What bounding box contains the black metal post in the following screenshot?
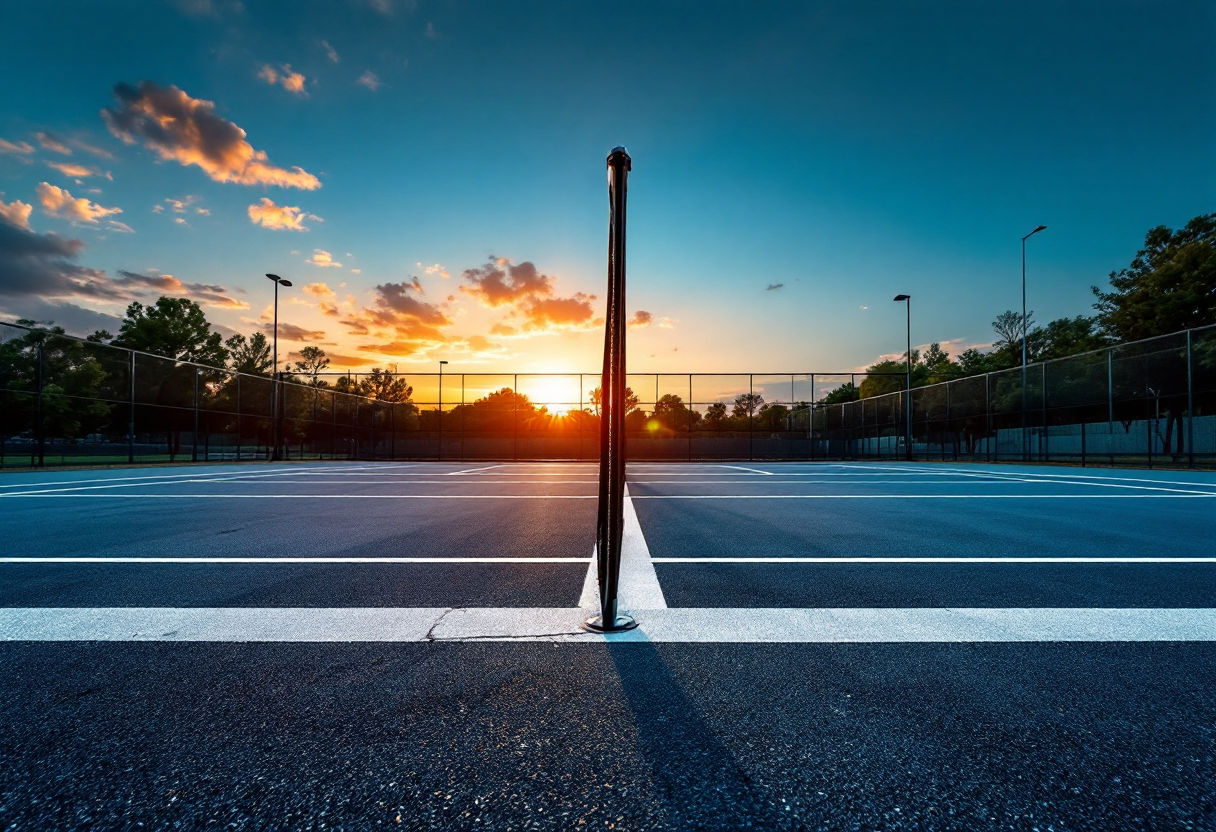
[586,146,636,633]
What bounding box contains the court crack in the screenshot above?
[423,607,590,642]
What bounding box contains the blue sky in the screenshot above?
[1,0,1212,375]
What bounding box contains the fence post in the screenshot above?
[35,342,45,467]
[1187,330,1195,469]
[749,374,754,461]
[192,368,200,462]
[809,374,815,460]
[128,351,136,464]
[1041,362,1047,463]
[513,373,519,462]
[1107,349,1114,466]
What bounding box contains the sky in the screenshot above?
[0,0,1213,379]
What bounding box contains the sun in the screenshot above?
[520,375,582,416]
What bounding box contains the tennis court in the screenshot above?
[3,460,1216,639]
[3,460,1216,829]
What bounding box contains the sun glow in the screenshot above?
[518,375,584,415]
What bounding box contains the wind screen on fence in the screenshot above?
[2,319,1215,468]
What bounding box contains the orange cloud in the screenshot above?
[33,132,71,155]
[303,282,336,300]
[45,161,108,179]
[0,196,33,230]
[342,280,454,357]
[628,310,653,328]
[306,249,341,267]
[0,138,35,156]
[36,182,122,224]
[102,81,321,189]
[461,256,599,335]
[114,270,249,309]
[248,197,321,231]
[258,64,308,96]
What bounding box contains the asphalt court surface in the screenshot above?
[3,459,1216,614]
[4,460,1216,829]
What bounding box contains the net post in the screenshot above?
[585,146,637,634]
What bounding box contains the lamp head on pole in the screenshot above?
[266,273,292,287]
[893,294,910,302]
[1022,225,1047,241]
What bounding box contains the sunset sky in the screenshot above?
[1,0,1212,376]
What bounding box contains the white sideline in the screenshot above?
[579,485,668,611]
[5,607,1216,643]
[0,557,592,564]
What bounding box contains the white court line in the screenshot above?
[578,484,667,611]
[650,557,1216,564]
[5,607,1215,643]
[0,463,399,491]
[866,465,1216,496]
[0,557,592,564]
[447,464,510,475]
[844,463,1216,492]
[0,493,598,499]
[718,465,774,475]
[628,494,1216,499]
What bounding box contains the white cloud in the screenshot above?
[0,196,34,230]
[247,197,321,231]
[357,71,382,91]
[36,182,123,224]
[306,249,342,268]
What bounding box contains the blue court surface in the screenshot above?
[3,461,1216,828]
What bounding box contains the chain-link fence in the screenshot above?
[3,320,1214,467]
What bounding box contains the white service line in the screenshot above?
[579,484,668,611]
[650,557,1216,564]
[718,465,774,475]
[846,463,1216,492]
[628,494,1216,499]
[0,557,592,564]
[5,606,1215,643]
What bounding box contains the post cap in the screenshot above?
[607,146,631,170]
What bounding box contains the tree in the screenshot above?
[291,346,330,386]
[703,402,727,429]
[822,382,860,404]
[1027,316,1106,361]
[756,402,790,431]
[359,368,414,403]
[732,392,764,418]
[0,321,113,440]
[589,386,640,416]
[652,393,698,431]
[225,332,273,376]
[112,298,227,366]
[992,309,1032,352]
[1092,213,1216,341]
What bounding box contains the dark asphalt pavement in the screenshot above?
[1,641,1213,830]
[2,460,1215,829]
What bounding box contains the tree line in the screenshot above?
[825,212,1215,403]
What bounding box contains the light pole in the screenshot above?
[893,294,912,461]
[437,360,448,461]
[1021,225,1046,461]
[265,273,293,461]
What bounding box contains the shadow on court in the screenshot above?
[609,640,785,827]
